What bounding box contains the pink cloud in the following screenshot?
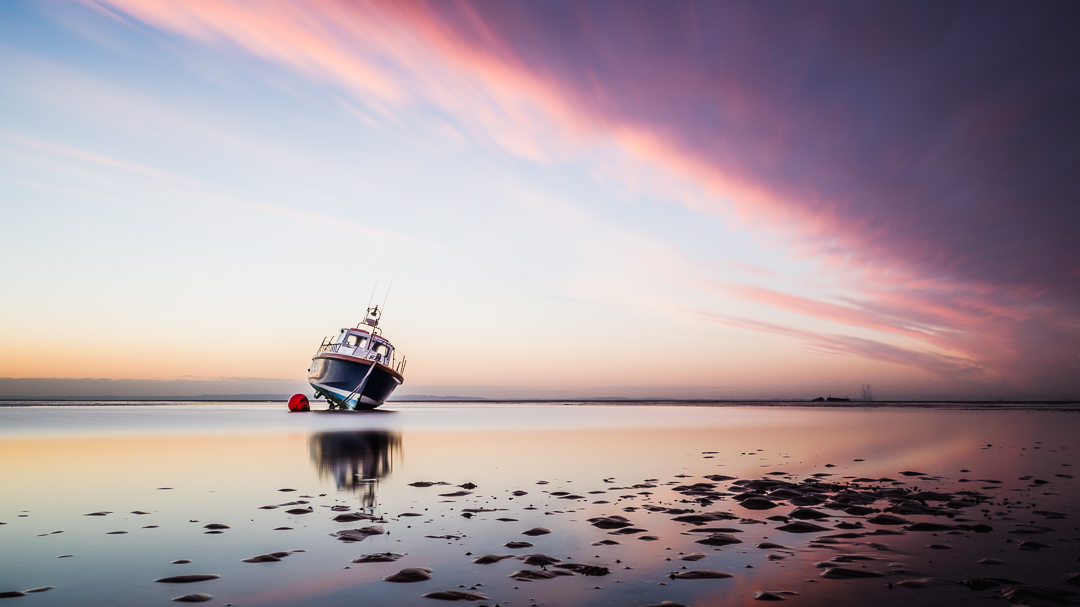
[695,311,985,383]
[88,0,1080,395]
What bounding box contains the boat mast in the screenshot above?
[358,282,384,336]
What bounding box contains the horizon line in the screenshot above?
[2,396,1077,405]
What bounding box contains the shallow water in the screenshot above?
[1,403,1078,606]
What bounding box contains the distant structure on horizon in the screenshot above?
[861,384,874,401]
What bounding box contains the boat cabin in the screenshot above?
[327,328,395,365]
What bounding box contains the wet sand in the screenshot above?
[0,403,1078,606]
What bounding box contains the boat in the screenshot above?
[306,305,406,410]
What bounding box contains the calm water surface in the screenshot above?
[1,403,1078,606]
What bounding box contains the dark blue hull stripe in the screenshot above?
[308,355,401,409]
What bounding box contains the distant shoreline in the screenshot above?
[1,398,1078,411]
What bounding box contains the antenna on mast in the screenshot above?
[366,281,379,315]
[380,280,393,316]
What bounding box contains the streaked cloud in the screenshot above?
[695,311,985,383]
[0,128,420,244]
[89,0,1080,394]
[2,0,1075,397]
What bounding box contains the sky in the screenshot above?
[1,0,1078,400]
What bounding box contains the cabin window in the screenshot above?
[373,342,390,357]
[344,334,369,349]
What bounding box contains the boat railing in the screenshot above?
[316,338,336,355]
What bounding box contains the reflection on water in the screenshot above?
[309,430,401,508]
[3,405,1080,607]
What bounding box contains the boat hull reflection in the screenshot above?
[309,430,401,508]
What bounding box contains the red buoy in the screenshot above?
[288,394,310,412]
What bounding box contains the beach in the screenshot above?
[1,402,1078,606]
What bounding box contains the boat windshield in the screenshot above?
[345,334,368,349]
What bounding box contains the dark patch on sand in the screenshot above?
[242,552,291,563]
[154,575,220,584]
[896,579,933,588]
[739,498,779,510]
[695,533,743,546]
[669,570,734,580]
[555,563,611,576]
[423,590,488,600]
[671,511,738,525]
[776,521,830,533]
[522,554,561,567]
[820,567,885,579]
[172,593,212,602]
[867,514,912,525]
[334,512,375,522]
[472,554,515,564]
[588,515,634,529]
[384,567,432,583]
[509,569,574,581]
[352,553,405,563]
[755,591,797,600]
[332,527,385,542]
